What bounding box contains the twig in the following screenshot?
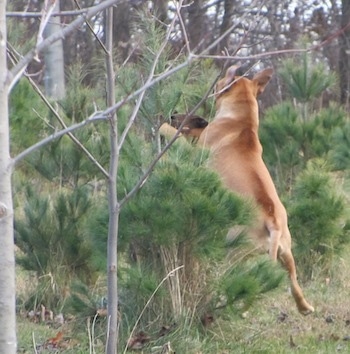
[32,332,39,354]
[6,9,88,17]
[12,113,105,166]
[105,315,111,354]
[310,21,350,51]
[73,0,108,54]
[36,0,57,48]
[7,44,109,177]
[118,61,218,208]
[91,313,98,354]
[193,48,310,61]
[87,317,92,354]
[117,3,180,152]
[175,0,191,55]
[9,0,120,88]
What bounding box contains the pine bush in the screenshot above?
[288,160,350,280]
[15,186,101,310]
[117,140,284,325]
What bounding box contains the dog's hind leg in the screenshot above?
[278,249,314,315]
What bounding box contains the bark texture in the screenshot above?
[0,1,17,353]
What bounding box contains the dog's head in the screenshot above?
[215,65,273,103]
[170,113,208,140]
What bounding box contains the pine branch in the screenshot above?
[118,6,180,152]
[7,45,109,178]
[12,113,105,167]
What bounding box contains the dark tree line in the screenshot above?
[7,0,350,107]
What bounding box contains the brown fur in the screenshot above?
[197,66,314,315]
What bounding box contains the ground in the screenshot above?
[17,249,350,353]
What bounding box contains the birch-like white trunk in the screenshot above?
[44,0,65,99]
[105,6,119,354]
[0,1,17,353]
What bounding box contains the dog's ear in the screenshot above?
[222,65,241,89]
[191,116,209,129]
[253,68,273,95]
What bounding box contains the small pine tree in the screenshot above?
[288,159,350,280]
[259,102,303,191]
[260,53,346,192]
[24,65,108,186]
[260,54,350,285]
[279,51,336,106]
[9,79,49,153]
[330,122,350,170]
[15,186,101,310]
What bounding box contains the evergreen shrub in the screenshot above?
[288,160,350,280]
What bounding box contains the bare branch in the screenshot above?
[175,0,191,55]
[73,0,108,54]
[12,113,105,166]
[118,2,181,152]
[103,58,194,119]
[6,9,87,18]
[7,44,109,178]
[9,0,120,88]
[36,0,57,48]
[119,63,219,209]
[193,48,310,61]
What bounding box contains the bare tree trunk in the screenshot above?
[153,0,168,24]
[186,0,207,51]
[105,6,119,354]
[0,1,17,353]
[339,0,350,108]
[113,2,131,62]
[218,0,235,52]
[44,0,65,99]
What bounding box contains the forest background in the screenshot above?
[1,0,350,353]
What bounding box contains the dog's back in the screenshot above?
[199,69,284,223]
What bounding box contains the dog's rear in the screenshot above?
[198,66,314,315]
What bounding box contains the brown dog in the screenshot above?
[194,66,313,315]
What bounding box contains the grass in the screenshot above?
[16,247,350,354]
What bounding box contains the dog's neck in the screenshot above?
[215,96,259,129]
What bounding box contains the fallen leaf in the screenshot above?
[325,315,334,323]
[158,323,176,337]
[127,331,151,350]
[46,331,63,345]
[330,333,340,341]
[278,312,288,322]
[201,313,214,327]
